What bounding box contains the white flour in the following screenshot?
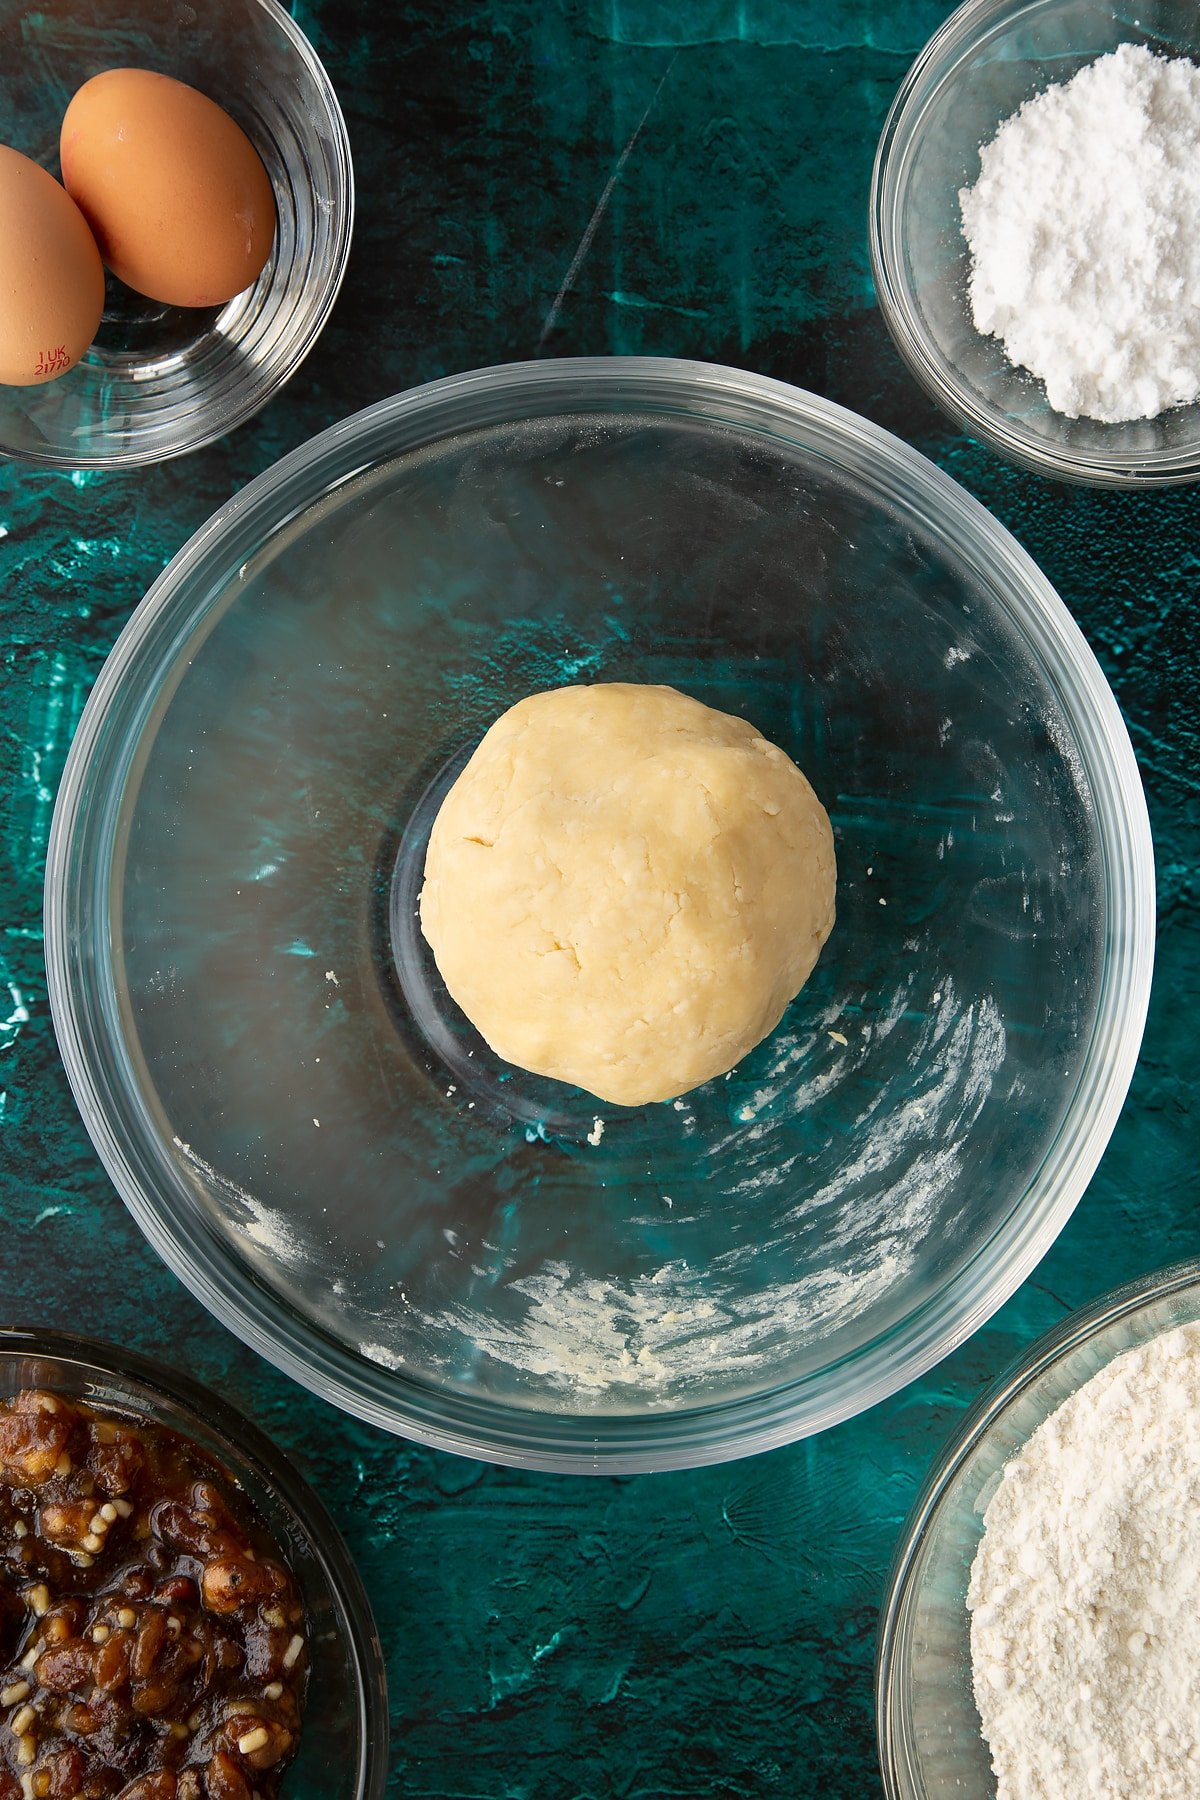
[968,1322,1200,1799]
[959,45,1200,422]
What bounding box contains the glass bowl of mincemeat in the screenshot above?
[875,1259,1200,1798]
[44,357,1154,1473]
[870,0,1200,486]
[0,1328,388,1800]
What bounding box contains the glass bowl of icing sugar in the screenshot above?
[44,358,1153,1472]
[871,0,1200,487]
[877,1259,1200,1797]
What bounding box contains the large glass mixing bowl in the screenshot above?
[44,359,1155,1472]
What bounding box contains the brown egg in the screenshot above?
[0,145,105,386]
[60,68,276,308]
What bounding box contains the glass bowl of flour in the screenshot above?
[870,0,1200,486]
[45,358,1154,1471]
[876,1259,1200,1797]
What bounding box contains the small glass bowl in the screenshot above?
[0,0,353,468]
[870,0,1200,487]
[875,1259,1200,1798]
[0,1326,389,1800]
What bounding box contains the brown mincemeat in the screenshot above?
[0,1390,308,1800]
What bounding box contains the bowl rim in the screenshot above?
[43,354,1157,1473]
[0,0,355,471]
[868,0,1200,488]
[0,1322,390,1800]
[874,1256,1200,1799]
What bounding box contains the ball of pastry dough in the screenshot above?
[418,683,836,1107]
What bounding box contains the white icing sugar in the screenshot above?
[960,46,1200,422]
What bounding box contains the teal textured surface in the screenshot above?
[1,1,1196,1793]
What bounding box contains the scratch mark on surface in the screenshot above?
[618,1572,652,1612]
[537,53,678,349]
[597,1664,626,1704]
[607,288,709,319]
[485,1626,570,1707]
[596,2,920,52]
[0,983,30,1050]
[33,1205,71,1226]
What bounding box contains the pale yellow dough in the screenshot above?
[418,683,836,1107]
